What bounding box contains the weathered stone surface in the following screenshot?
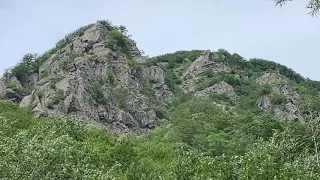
[19,90,35,108]
[256,94,271,109]
[180,50,231,93]
[0,76,24,103]
[1,89,22,103]
[195,81,235,97]
[145,66,165,84]
[256,72,303,121]
[20,73,38,90]
[0,22,172,133]
[256,72,283,86]
[182,50,230,80]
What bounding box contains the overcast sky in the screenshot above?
[1,0,319,80]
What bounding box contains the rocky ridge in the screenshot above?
[0,21,310,133]
[0,22,172,133]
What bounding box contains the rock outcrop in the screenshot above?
[195,81,235,98]
[1,22,172,133]
[256,72,303,121]
[180,50,231,93]
[0,22,310,133]
[0,76,24,103]
[182,50,230,80]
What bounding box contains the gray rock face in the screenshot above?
[195,81,235,98]
[180,50,231,93]
[0,76,24,103]
[182,50,230,80]
[257,72,282,85]
[256,72,303,121]
[20,73,39,90]
[10,22,172,133]
[256,94,271,109]
[1,89,22,103]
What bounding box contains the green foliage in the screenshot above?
[271,93,287,105]
[7,24,94,80]
[40,71,49,79]
[49,74,64,90]
[217,49,305,83]
[145,50,203,67]
[141,83,156,101]
[164,69,181,93]
[9,53,39,81]
[97,19,114,31]
[47,89,65,108]
[127,59,141,69]
[273,0,320,17]
[144,50,202,92]
[154,107,169,119]
[107,71,115,84]
[0,96,319,179]
[106,29,132,59]
[59,58,74,70]
[90,82,107,105]
[7,82,23,94]
[203,68,214,77]
[114,88,129,109]
[3,26,320,179]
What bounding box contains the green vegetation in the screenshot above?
[8,53,39,81]
[114,88,130,109]
[49,74,64,90]
[6,24,94,81]
[145,50,203,67]
[106,29,132,59]
[3,19,320,178]
[59,58,74,70]
[141,83,156,102]
[1,94,320,179]
[127,59,142,69]
[40,71,49,79]
[47,89,65,108]
[272,0,320,16]
[271,93,287,105]
[90,82,107,105]
[107,71,115,85]
[6,82,23,94]
[153,106,169,119]
[143,50,203,93]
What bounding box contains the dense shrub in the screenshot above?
[6,82,23,94]
[0,94,319,179]
[107,71,115,85]
[271,93,287,105]
[90,82,107,105]
[106,29,132,59]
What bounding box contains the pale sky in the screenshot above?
[1,0,319,80]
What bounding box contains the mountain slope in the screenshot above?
[1,20,320,179]
[2,20,320,132]
[1,20,173,133]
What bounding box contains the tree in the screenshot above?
[272,0,320,16]
[119,25,128,35]
[305,109,320,167]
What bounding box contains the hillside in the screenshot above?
[1,20,320,179]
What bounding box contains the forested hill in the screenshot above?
[0,20,320,179]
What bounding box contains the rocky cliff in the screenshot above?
[0,21,172,133]
[1,21,318,133]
